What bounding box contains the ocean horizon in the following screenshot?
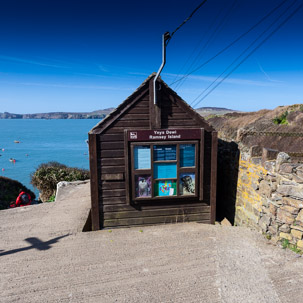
[0,119,100,196]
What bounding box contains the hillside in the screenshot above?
[207,104,303,153]
[0,108,115,119]
[196,107,239,117]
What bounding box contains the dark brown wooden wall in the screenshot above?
[96,88,215,229]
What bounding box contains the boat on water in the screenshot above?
[14,140,20,143]
[9,158,16,163]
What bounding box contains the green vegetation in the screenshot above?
[273,111,289,125]
[46,194,56,202]
[31,162,89,202]
[281,239,302,254]
[0,176,36,210]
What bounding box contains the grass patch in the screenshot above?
[281,239,302,254]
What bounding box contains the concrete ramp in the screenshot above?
[1,181,303,302]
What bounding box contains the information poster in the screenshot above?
[135,175,151,197]
[154,180,177,196]
[180,144,195,167]
[154,163,177,179]
[179,173,195,195]
[153,145,176,161]
[134,146,151,169]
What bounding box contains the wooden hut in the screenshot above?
[88,73,217,230]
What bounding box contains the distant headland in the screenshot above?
[0,108,115,119]
[0,107,237,119]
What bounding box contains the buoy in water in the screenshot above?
[2,168,5,171]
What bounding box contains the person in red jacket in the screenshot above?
[10,190,32,208]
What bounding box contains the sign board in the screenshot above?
[127,129,202,141]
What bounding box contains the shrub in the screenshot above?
[273,111,288,125]
[0,176,36,210]
[30,162,89,202]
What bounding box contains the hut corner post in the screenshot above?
[210,131,218,224]
[88,133,100,230]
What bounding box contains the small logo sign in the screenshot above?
[130,132,137,139]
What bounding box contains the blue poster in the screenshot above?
[153,145,176,161]
[134,146,151,169]
[180,144,195,167]
[154,163,177,179]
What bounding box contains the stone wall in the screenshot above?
[235,146,303,250]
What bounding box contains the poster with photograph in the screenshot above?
[135,175,151,198]
[134,146,151,169]
[179,173,195,195]
[154,180,177,197]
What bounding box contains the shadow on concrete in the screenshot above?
[216,139,240,225]
[0,234,69,257]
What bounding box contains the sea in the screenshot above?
[0,119,100,195]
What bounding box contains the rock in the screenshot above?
[259,180,272,198]
[268,225,278,235]
[279,224,291,233]
[291,229,303,240]
[296,209,303,224]
[221,218,232,226]
[291,225,303,232]
[277,185,303,200]
[262,148,279,162]
[279,163,296,174]
[280,205,299,215]
[283,197,303,209]
[292,174,303,184]
[279,232,292,241]
[252,181,259,190]
[240,173,249,184]
[276,152,291,171]
[259,215,271,231]
[264,161,276,173]
[250,145,263,157]
[251,157,262,165]
[297,240,303,249]
[277,208,296,225]
[269,202,277,217]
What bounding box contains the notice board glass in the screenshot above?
[180,144,195,167]
[134,146,151,169]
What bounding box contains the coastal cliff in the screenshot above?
[0,108,114,119]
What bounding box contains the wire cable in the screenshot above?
[174,0,239,91]
[191,0,298,107]
[191,2,303,108]
[169,0,208,42]
[169,0,288,87]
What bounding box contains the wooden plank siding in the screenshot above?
[91,75,216,229]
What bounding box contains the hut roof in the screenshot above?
[89,73,214,134]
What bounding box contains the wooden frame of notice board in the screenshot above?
[125,128,204,204]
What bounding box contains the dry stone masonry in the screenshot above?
[235,146,303,250]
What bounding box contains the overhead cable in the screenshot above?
[174,0,239,91]
[169,0,288,87]
[191,2,303,108]
[168,0,208,42]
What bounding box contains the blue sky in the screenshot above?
[0,0,302,114]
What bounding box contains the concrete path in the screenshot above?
[1,181,303,303]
